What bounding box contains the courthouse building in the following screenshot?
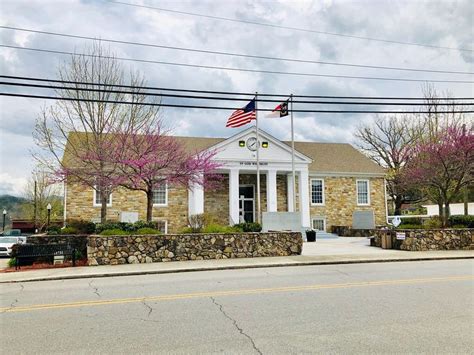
[64,127,387,233]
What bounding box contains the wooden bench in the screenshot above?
[13,244,76,269]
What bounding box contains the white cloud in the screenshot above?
[0,0,472,196]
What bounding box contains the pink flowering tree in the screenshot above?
[114,129,221,222]
[402,123,474,226]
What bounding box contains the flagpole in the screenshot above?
[290,94,296,213]
[255,92,261,224]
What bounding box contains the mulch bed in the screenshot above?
[0,259,88,273]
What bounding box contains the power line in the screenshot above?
[2,45,473,84]
[1,26,471,75]
[3,75,473,101]
[2,81,474,107]
[108,0,473,53]
[1,92,473,114]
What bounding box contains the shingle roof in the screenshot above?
[64,132,385,176]
[173,136,385,175]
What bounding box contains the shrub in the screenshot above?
[67,220,96,234]
[8,257,16,268]
[46,226,61,235]
[234,222,262,232]
[99,229,129,235]
[180,227,195,234]
[399,217,423,226]
[451,224,468,229]
[424,217,443,229]
[134,228,161,235]
[396,224,422,230]
[61,226,78,235]
[202,224,240,234]
[448,215,474,228]
[95,221,162,234]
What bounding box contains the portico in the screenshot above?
[188,127,312,229]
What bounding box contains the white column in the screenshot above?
[287,173,294,212]
[229,169,240,225]
[266,170,277,212]
[188,179,204,217]
[298,170,311,228]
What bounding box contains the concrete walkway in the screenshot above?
[1,238,472,283]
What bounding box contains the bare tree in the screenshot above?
[20,169,63,231]
[356,116,421,215]
[34,42,161,223]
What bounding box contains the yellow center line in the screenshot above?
[1,275,472,314]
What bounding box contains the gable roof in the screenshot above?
[64,131,385,176]
[173,135,384,175]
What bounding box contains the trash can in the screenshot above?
[381,233,392,249]
[306,230,316,242]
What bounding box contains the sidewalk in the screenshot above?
[1,238,472,283]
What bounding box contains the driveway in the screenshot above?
[302,237,401,256]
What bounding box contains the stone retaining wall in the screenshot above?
[372,229,473,251]
[87,232,303,266]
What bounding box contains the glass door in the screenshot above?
[239,185,255,223]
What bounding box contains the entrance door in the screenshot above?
[239,185,255,223]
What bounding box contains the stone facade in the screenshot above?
[66,174,386,232]
[308,177,386,231]
[66,182,188,233]
[87,232,303,266]
[372,229,474,251]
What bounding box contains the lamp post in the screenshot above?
[2,209,6,232]
[47,203,52,230]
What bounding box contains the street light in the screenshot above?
[2,209,6,232]
[47,203,52,230]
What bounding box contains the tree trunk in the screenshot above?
[464,187,469,216]
[146,190,154,222]
[444,202,450,227]
[101,193,107,224]
[394,195,403,215]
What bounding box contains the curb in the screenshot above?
[1,254,473,283]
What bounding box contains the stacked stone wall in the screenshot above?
[87,232,303,266]
[372,229,473,251]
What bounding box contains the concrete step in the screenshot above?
[313,231,339,239]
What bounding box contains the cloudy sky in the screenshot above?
[0,0,473,196]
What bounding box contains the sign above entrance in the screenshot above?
[239,161,269,166]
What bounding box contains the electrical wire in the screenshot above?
[2,45,473,84]
[1,26,471,75]
[2,81,473,107]
[108,0,473,53]
[1,92,473,114]
[2,75,473,101]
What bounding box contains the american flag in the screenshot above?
[226,99,256,128]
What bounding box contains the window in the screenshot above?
[93,187,112,206]
[155,220,167,234]
[356,180,370,205]
[312,217,326,231]
[153,183,167,206]
[311,179,324,205]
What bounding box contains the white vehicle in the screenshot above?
[0,236,27,257]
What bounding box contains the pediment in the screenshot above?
[205,127,312,164]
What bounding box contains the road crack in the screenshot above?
[142,299,153,317]
[1,283,24,314]
[210,297,263,355]
[88,280,100,298]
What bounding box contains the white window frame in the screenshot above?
[356,179,370,206]
[152,183,168,207]
[311,217,326,231]
[154,219,168,234]
[310,178,325,206]
[93,186,112,207]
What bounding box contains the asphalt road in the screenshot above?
[1,260,473,354]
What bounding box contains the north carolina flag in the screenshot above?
[226,99,256,128]
[266,99,289,118]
